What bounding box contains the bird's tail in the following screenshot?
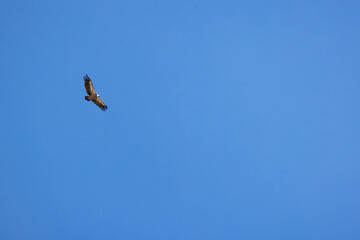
[85,96,91,101]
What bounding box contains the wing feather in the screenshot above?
[84,74,96,96]
[92,98,108,111]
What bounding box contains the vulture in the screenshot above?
[84,74,108,111]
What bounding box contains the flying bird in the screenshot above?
[84,74,108,111]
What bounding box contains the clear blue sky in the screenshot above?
[1,0,359,239]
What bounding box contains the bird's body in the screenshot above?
[84,74,108,111]
[85,93,99,101]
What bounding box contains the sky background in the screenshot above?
[1,0,360,239]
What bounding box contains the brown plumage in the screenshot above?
[84,74,108,111]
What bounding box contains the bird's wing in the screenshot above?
[92,98,108,111]
[84,74,96,96]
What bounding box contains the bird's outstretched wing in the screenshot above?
[92,98,108,111]
[84,74,96,96]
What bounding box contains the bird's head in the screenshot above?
[97,93,100,98]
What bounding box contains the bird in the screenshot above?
[84,74,108,111]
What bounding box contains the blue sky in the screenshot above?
[1,0,360,239]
